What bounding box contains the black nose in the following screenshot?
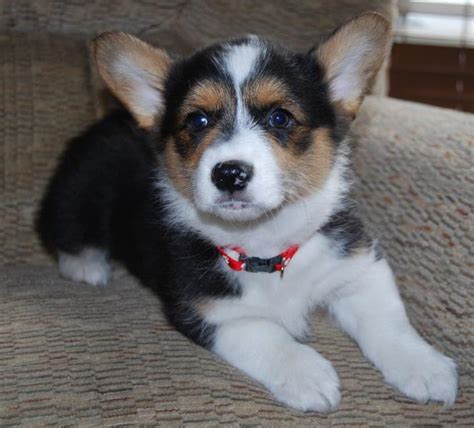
[211,161,254,193]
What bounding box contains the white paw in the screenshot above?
[270,344,341,413]
[384,344,458,405]
[59,248,111,286]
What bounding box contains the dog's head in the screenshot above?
[93,13,391,222]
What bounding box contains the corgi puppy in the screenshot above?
[37,13,458,412]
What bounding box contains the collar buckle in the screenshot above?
[217,245,299,277]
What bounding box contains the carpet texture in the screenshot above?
[1,264,473,427]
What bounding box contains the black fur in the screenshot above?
[320,209,376,258]
[160,43,236,152]
[258,47,336,132]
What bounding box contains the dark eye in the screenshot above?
[269,109,291,129]
[187,112,209,131]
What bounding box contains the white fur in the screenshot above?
[114,55,164,117]
[223,41,261,130]
[205,235,373,413]
[158,139,457,411]
[329,259,458,405]
[214,318,341,412]
[205,235,376,338]
[194,126,284,222]
[209,243,457,411]
[193,41,279,222]
[324,34,379,106]
[159,141,350,257]
[328,43,369,104]
[59,248,111,286]
[223,41,262,87]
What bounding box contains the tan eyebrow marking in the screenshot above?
[179,80,233,119]
[243,77,306,123]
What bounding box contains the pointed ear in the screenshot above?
[314,12,391,117]
[92,32,172,129]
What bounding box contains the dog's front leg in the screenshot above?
[329,258,458,404]
[213,318,340,412]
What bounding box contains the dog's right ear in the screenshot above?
[92,32,172,129]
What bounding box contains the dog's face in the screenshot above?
[93,13,390,222]
[161,38,339,222]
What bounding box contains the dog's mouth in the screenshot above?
[213,200,262,219]
[215,193,254,210]
[192,161,286,223]
[218,200,254,210]
[209,194,268,221]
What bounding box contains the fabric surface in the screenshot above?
[0,95,473,425]
[0,5,473,423]
[352,96,474,377]
[0,33,96,265]
[1,0,395,115]
[0,264,472,427]
[0,0,395,52]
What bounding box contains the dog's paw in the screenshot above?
[269,344,341,413]
[384,344,458,405]
[59,248,111,286]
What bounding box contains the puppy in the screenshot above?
[37,13,458,412]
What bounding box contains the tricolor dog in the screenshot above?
[37,13,458,412]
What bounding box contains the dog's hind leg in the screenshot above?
[36,111,151,287]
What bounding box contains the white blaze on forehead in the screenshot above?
[222,41,264,128]
[223,42,263,86]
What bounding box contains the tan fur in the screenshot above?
[164,137,194,199]
[315,12,391,116]
[92,32,172,128]
[270,127,334,200]
[349,245,372,258]
[244,77,306,124]
[194,298,216,319]
[164,127,223,198]
[186,127,222,169]
[163,81,235,197]
[244,77,334,198]
[179,81,233,120]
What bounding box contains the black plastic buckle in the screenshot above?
[240,254,283,273]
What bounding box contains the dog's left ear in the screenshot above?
[92,32,173,129]
[313,12,392,117]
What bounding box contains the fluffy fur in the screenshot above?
[37,13,458,412]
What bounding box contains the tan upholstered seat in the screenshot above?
[0,2,472,425]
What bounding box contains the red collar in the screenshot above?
[216,245,299,277]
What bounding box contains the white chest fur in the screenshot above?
[206,233,375,338]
